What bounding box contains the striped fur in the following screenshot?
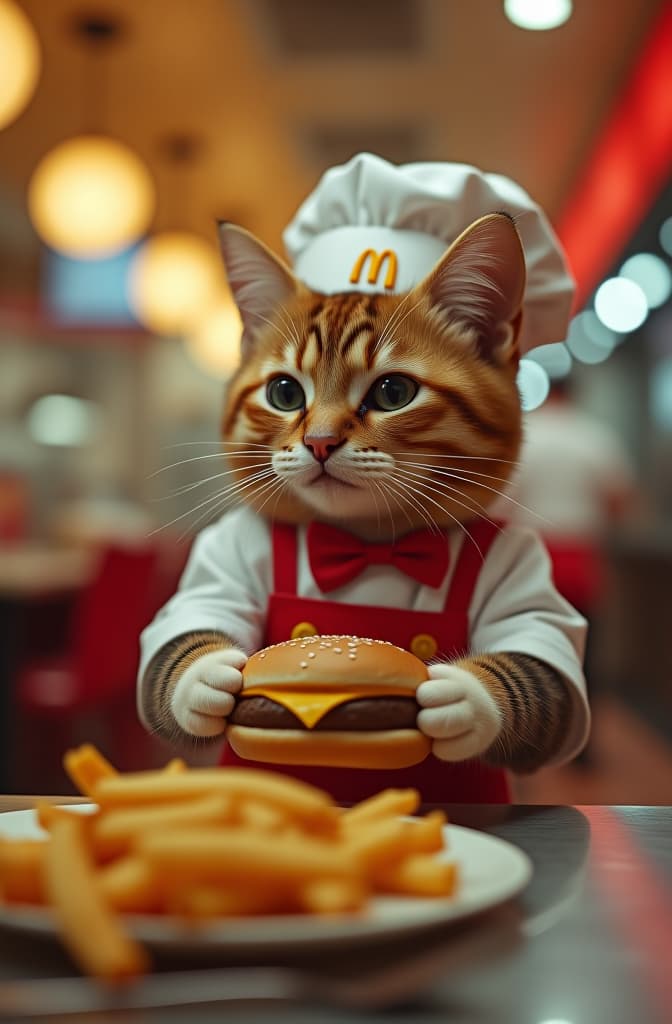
[142,215,575,769]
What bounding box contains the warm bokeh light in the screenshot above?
[0,0,41,130]
[28,135,155,258]
[517,359,550,411]
[128,231,223,336]
[503,0,572,31]
[185,293,243,379]
[594,277,648,333]
[619,253,672,310]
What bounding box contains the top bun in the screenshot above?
[242,635,428,692]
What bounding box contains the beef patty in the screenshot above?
[229,696,418,731]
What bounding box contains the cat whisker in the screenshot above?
[374,294,425,357]
[376,290,413,351]
[391,471,485,562]
[157,461,271,499]
[248,309,302,353]
[161,441,272,449]
[392,451,521,466]
[395,466,502,531]
[399,460,516,488]
[177,468,279,539]
[385,474,443,538]
[149,467,276,536]
[405,464,554,528]
[275,304,303,352]
[366,479,393,540]
[149,449,272,478]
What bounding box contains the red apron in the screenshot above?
[221,519,510,803]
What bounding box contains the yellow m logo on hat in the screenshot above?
[349,249,398,290]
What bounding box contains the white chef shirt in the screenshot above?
[138,506,590,765]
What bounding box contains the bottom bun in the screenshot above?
[226,725,431,770]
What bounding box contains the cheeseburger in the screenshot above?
[227,635,431,769]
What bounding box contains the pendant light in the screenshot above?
[27,13,155,259]
[185,291,242,379]
[0,0,41,130]
[128,134,223,336]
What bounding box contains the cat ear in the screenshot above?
[217,222,304,350]
[414,213,526,365]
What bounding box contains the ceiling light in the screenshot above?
[28,135,155,258]
[566,314,615,364]
[128,231,223,336]
[594,277,648,333]
[517,359,550,411]
[659,216,672,258]
[619,253,672,309]
[504,0,572,31]
[185,293,242,379]
[651,357,672,431]
[525,342,572,379]
[0,0,41,130]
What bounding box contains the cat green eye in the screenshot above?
[266,376,305,412]
[366,374,418,412]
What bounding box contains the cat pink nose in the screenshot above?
[304,434,340,463]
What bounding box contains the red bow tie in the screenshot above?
[307,521,450,593]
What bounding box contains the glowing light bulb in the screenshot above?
[28,135,155,258]
[129,232,223,336]
[594,278,648,333]
[0,0,41,130]
[185,293,243,378]
[504,0,572,31]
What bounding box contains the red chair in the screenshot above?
[17,542,163,787]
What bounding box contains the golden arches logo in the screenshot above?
[349,248,398,290]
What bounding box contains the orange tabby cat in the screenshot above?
[138,212,588,796]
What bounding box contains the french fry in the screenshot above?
[345,816,415,873]
[91,793,234,859]
[97,856,161,914]
[63,744,118,798]
[235,799,289,833]
[0,839,45,904]
[341,788,420,827]
[93,769,339,834]
[35,801,97,834]
[137,827,358,885]
[300,878,368,915]
[375,854,458,898]
[43,814,149,981]
[167,883,295,920]
[0,745,461,986]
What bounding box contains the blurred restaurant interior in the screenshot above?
[1,0,671,799]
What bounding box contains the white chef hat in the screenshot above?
[283,152,575,353]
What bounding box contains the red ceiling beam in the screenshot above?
[555,2,672,309]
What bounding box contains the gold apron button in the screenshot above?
[410,633,438,661]
[291,621,318,640]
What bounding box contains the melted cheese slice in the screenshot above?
[242,686,416,729]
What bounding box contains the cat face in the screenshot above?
[218,214,526,535]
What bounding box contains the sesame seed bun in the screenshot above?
[227,635,431,769]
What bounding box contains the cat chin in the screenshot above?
[292,477,378,518]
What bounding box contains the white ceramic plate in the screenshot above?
[0,805,532,953]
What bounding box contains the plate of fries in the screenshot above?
[0,746,532,982]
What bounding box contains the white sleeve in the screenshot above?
[138,508,272,680]
[469,525,591,764]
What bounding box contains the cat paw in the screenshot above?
[416,664,502,761]
[171,647,247,738]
